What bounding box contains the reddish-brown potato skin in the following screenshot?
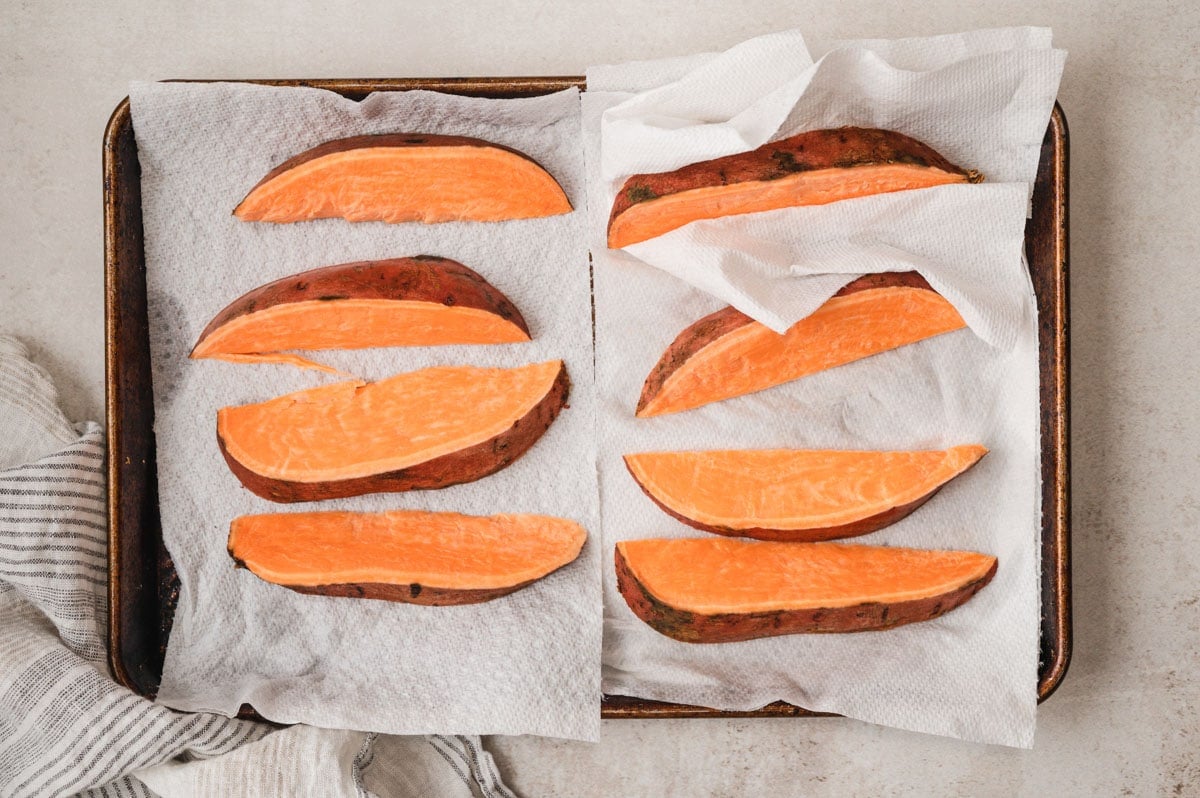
[218,363,570,502]
[622,451,983,542]
[191,256,528,355]
[234,134,572,218]
[280,579,541,606]
[636,272,935,416]
[614,546,998,644]
[608,127,979,238]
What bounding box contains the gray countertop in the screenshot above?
[4,1,1197,794]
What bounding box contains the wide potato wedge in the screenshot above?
[230,510,586,605]
[625,445,987,541]
[608,126,980,247]
[236,134,572,223]
[637,272,965,417]
[191,256,530,366]
[218,360,569,502]
[615,538,997,643]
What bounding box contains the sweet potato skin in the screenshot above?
[636,271,934,416]
[614,545,998,643]
[234,133,571,222]
[277,578,545,606]
[608,127,980,245]
[192,256,528,355]
[218,362,570,502]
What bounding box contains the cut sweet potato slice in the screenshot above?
[228,510,586,605]
[637,272,965,417]
[625,445,987,541]
[217,360,569,502]
[608,126,981,247]
[234,134,572,223]
[615,538,997,643]
[191,256,529,365]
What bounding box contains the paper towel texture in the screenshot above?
[130,82,600,741]
[598,27,1065,347]
[586,28,1051,747]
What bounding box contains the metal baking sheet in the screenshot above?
[104,77,1070,720]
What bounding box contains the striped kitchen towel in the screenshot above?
[0,335,516,798]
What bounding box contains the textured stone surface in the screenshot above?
[3,0,1198,793]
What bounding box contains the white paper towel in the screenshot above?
[585,28,1056,747]
[598,27,1065,349]
[130,82,601,741]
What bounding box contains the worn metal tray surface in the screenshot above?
[105,77,1070,721]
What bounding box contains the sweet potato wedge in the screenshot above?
[191,256,530,366]
[608,126,981,247]
[217,360,569,502]
[637,272,965,417]
[235,134,572,223]
[229,510,587,605]
[615,538,997,643]
[625,445,987,541]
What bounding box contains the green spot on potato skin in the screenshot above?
[626,185,659,204]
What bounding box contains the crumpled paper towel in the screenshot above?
[130,82,601,741]
[585,28,1060,747]
[599,27,1065,350]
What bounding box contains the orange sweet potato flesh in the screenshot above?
[625,445,987,542]
[217,360,569,502]
[234,134,572,223]
[229,510,587,605]
[191,256,530,365]
[615,538,997,643]
[637,272,965,417]
[608,127,981,248]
